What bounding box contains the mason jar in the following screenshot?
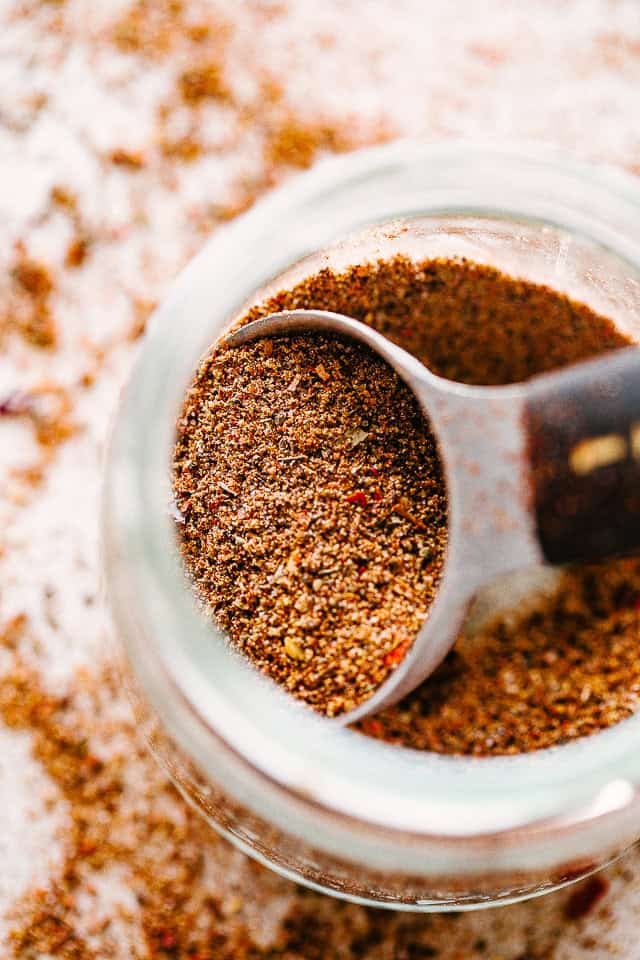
[103,141,640,910]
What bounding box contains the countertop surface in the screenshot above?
[2,1,640,956]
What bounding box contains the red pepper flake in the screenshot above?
[372,487,383,502]
[209,498,222,511]
[356,564,367,575]
[346,490,368,507]
[369,465,380,476]
[160,929,177,950]
[362,718,383,736]
[564,875,609,920]
[383,641,410,667]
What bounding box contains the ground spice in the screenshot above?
[360,555,640,754]
[264,117,354,169]
[179,62,231,104]
[175,254,640,744]
[109,148,146,170]
[64,236,91,269]
[0,383,76,451]
[111,0,187,58]
[0,625,478,959]
[174,334,447,717]
[4,244,57,349]
[1,650,288,959]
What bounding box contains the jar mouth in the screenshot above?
[104,140,640,845]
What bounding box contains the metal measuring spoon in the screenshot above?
[224,310,640,722]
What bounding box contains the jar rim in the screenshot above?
[104,140,640,859]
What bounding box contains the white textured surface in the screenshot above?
[2,0,640,956]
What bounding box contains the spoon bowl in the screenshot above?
[224,310,543,721]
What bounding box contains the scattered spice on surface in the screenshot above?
[111,0,188,58]
[11,254,53,300]
[49,184,78,212]
[176,254,640,744]
[109,147,145,170]
[179,62,231,105]
[1,382,77,450]
[0,381,77,501]
[0,654,272,959]
[0,613,27,650]
[0,641,479,959]
[159,132,203,163]
[4,245,57,348]
[264,117,353,169]
[174,334,447,717]
[64,235,91,269]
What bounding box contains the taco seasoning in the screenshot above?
[174,333,447,717]
[174,255,640,746]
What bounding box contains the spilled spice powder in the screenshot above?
[175,254,640,745]
[4,245,57,349]
[264,117,353,169]
[64,235,91,269]
[2,652,301,960]
[109,147,145,170]
[111,0,188,58]
[0,382,76,450]
[179,61,230,104]
[174,334,447,717]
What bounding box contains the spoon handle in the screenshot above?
[525,346,640,564]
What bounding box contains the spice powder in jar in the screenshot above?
[173,255,640,750]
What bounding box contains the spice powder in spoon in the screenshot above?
[174,332,447,717]
[174,255,640,744]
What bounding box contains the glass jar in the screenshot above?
[103,141,640,910]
